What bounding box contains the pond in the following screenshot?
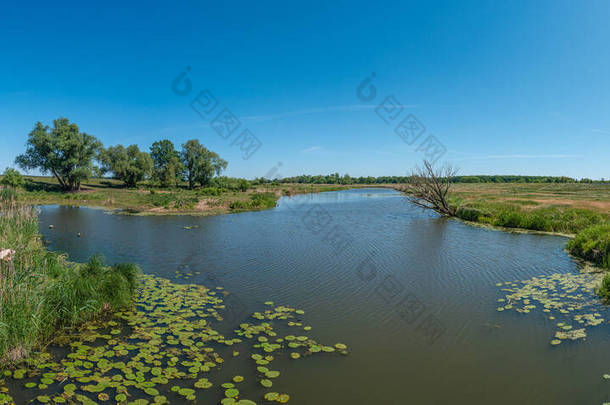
[34,188,610,404]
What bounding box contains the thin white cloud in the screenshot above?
[480,154,583,159]
[243,104,417,122]
[592,128,610,135]
[301,146,322,153]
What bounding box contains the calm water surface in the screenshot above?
[38,188,610,404]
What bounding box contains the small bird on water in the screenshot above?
[77,232,81,237]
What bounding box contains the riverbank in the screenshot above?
[0,192,139,369]
[450,183,610,234]
[10,176,354,216]
[446,183,610,271]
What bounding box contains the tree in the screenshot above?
[0,168,25,188]
[15,118,101,191]
[100,145,153,187]
[150,140,183,187]
[180,140,228,189]
[402,160,458,216]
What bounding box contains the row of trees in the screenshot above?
[15,118,227,190]
[274,174,600,185]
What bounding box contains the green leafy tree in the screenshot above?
[15,118,101,191]
[100,145,153,187]
[180,140,228,189]
[0,168,25,188]
[150,140,183,187]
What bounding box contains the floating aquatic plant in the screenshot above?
[0,274,348,404]
[495,270,607,345]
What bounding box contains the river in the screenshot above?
[37,188,610,404]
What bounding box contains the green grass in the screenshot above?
[3,176,355,216]
[229,192,277,210]
[0,191,139,366]
[596,273,610,303]
[567,224,610,269]
[451,199,609,234]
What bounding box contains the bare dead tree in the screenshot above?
[402,160,458,216]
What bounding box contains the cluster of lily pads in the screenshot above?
[232,301,349,404]
[173,270,200,281]
[0,275,348,404]
[495,271,607,345]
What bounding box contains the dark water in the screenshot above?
[38,188,610,405]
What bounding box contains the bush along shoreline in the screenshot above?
[450,199,610,299]
[0,189,139,367]
[566,224,610,300]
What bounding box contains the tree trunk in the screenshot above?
[403,160,458,217]
[51,168,68,190]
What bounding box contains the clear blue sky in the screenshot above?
[1,0,609,179]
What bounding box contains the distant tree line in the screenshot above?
[12,117,227,190]
[269,174,604,185]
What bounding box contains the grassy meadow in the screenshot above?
[447,183,610,235]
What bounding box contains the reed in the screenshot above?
[0,191,139,366]
[567,224,610,270]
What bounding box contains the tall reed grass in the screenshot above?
[0,190,139,366]
[452,200,608,235]
[567,224,610,269]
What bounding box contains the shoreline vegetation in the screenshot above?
[0,190,140,368]
[5,175,353,216]
[447,183,610,274]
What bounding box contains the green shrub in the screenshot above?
[0,168,25,188]
[229,200,248,210]
[567,224,610,269]
[211,176,251,191]
[249,192,276,208]
[494,208,524,229]
[238,179,250,192]
[522,212,551,231]
[229,193,277,210]
[455,206,487,222]
[197,187,222,196]
[597,273,610,303]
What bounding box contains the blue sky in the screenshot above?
[1,0,609,179]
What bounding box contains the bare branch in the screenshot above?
[401,160,458,216]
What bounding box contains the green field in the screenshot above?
[449,182,610,235]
